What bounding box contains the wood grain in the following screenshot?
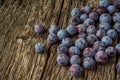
[0,0,119,80]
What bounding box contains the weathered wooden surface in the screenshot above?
[0,0,120,80]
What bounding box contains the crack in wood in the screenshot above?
[0,0,5,6]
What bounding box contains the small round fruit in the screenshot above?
[75,38,87,47]
[62,38,73,48]
[95,51,108,64]
[93,41,106,51]
[66,25,77,36]
[70,55,81,65]
[57,54,70,66]
[99,22,110,31]
[34,24,45,34]
[99,0,110,7]
[68,46,81,56]
[77,33,87,38]
[75,38,87,50]
[115,43,120,55]
[70,64,83,77]
[49,25,59,34]
[99,13,111,23]
[80,14,88,22]
[83,47,96,58]
[114,0,120,9]
[75,41,86,51]
[96,29,106,39]
[116,61,120,73]
[107,29,118,39]
[57,30,68,40]
[96,6,107,15]
[69,16,80,25]
[76,24,86,33]
[101,36,112,47]
[113,12,120,22]
[81,6,91,14]
[47,33,58,44]
[87,25,97,34]
[84,18,95,27]
[114,22,120,33]
[107,5,117,14]
[105,46,116,57]
[57,44,68,54]
[83,57,96,69]
[71,8,81,17]
[113,12,120,23]
[89,11,99,21]
[35,43,46,53]
[86,34,98,45]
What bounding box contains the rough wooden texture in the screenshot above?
[0,0,119,80]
